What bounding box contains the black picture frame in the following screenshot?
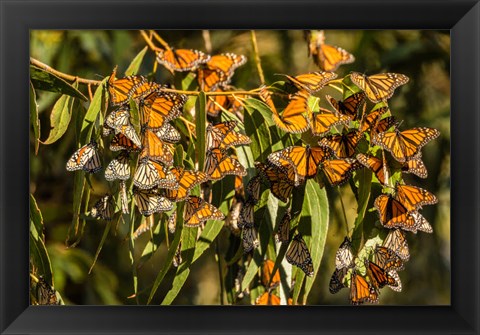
[1,0,479,334]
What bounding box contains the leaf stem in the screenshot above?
[250,31,265,85]
[30,57,101,86]
[215,240,225,305]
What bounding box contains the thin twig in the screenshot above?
[162,87,259,97]
[30,57,102,86]
[140,30,163,52]
[250,31,265,85]
[150,30,171,50]
[202,30,212,54]
[215,240,225,305]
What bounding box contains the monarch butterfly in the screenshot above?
[255,292,281,305]
[204,148,246,181]
[156,48,210,73]
[260,87,310,134]
[373,116,399,137]
[261,259,281,289]
[402,154,428,178]
[35,276,60,305]
[327,92,366,121]
[275,210,291,244]
[255,162,295,203]
[114,124,142,149]
[356,153,388,185]
[359,107,390,135]
[206,121,251,150]
[335,237,354,270]
[318,130,363,158]
[119,181,129,214]
[238,199,255,229]
[329,267,350,294]
[133,158,178,190]
[246,175,262,204]
[374,246,404,272]
[382,229,410,261]
[409,211,433,233]
[140,128,175,166]
[395,183,438,211]
[140,90,187,129]
[105,151,131,181]
[350,72,409,103]
[268,145,328,184]
[307,30,355,72]
[66,141,102,173]
[386,270,402,292]
[286,234,314,277]
[373,127,440,163]
[205,90,244,117]
[374,194,426,233]
[349,271,379,305]
[184,196,225,227]
[131,80,162,102]
[110,133,141,152]
[90,194,114,221]
[224,197,242,232]
[132,215,155,239]
[282,71,337,93]
[104,107,131,136]
[164,167,208,202]
[173,241,182,268]
[133,187,173,216]
[329,237,355,294]
[107,67,147,106]
[154,123,181,143]
[365,259,398,290]
[320,158,362,186]
[168,211,177,234]
[310,107,350,137]
[197,53,247,91]
[242,225,260,253]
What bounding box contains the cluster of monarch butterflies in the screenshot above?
[66,56,251,243]
[63,31,440,305]
[242,30,440,304]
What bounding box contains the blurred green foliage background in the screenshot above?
[30,30,450,305]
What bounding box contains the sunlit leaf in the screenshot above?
[30,65,88,101]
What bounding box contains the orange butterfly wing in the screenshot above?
[156,48,210,72]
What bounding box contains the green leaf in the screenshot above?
[244,98,273,162]
[352,169,372,252]
[30,82,41,155]
[81,77,107,143]
[30,194,53,285]
[147,202,184,304]
[161,225,198,305]
[193,221,225,264]
[125,46,148,76]
[291,180,329,304]
[66,171,86,247]
[42,93,75,144]
[195,92,207,171]
[30,65,88,101]
[302,180,329,302]
[29,193,45,241]
[88,221,112,274]
[240,249,263,293]
[29,228,53,286]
